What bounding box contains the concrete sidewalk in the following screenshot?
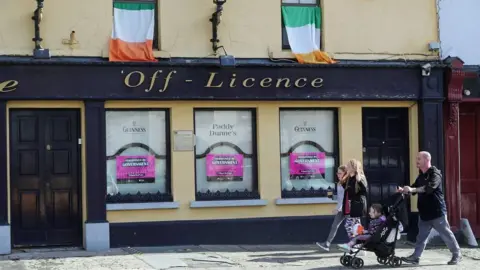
[0,243,478,270]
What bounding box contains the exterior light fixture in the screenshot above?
[210,0,227,55]
[209,0,235,67]
[32,0,50,59]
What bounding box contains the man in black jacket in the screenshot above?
[398,151,461,265]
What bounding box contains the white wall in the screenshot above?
[439,0,480,65]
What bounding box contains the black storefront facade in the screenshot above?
[0,59,444,253]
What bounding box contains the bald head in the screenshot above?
[416,151,432,172]
[419,151,431,161]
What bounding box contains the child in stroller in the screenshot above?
[338,203,386,252]
[339,193,408,269]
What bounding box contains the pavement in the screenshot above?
[0,243,479,270]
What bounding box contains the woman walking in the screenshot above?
[316,165,348,251]
[338,159,368,251]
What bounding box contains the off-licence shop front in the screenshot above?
[0,60,444,253]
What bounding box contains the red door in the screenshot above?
[459,103,480,237]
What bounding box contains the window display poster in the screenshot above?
[116,155,156,184]
[106,110,168,195]
[194,110,254,192]
[279,109,335,191]
[206,154,244,182]
[289,152,325,180]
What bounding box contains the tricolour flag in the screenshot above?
[282,6,336,64]
[109,2,157,62]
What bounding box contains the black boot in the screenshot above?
[448,254,462,265]
[401,255,419,265]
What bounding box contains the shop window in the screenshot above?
[281,0,321,50]
[194,109,259,201]
[279,109,338,198]
[105,109,171,203]
[113,0,159,49]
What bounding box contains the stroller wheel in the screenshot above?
[389,256,402,267]
[351,257,364,269]
[340,255,352,266]
[377,257,389,265]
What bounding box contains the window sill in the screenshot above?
[190,199,268,208]
[106,202,179,211]
[153,50,174,58]
[273,50,295,59]
[276,197,336,205]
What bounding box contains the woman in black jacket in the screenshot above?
[341,159,368,241]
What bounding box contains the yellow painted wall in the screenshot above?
[3,100,419,224]
[105,101,418,223]
[0,0,438,60]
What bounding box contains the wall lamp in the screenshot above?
[209,0,235,67]
[209,0,227,55]
[32,0,50,59]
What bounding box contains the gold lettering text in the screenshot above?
[294,78,307,88]
[0,80,18,93]
[242,78,255,88]
[160,70,176,92]
[259,78,272,88]
[229,73,237,88]
[147,70,162,92]
[205,72,223,87]
[311,78,324,88]
[124,71,145,88]
[276,78,291,88]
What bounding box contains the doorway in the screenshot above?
[10,109,82,247]
[362,108,410,206]
[459,103,480,237]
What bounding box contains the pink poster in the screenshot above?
[206,154,244,182]
[116,155,155,184]
[289,152,326,180]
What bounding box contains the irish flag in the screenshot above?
[282,6,336,64]
[109,2,156,62]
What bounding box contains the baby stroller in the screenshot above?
[340,193,408,269]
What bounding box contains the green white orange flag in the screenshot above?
[109,2,157,62]
[282,6,336,64]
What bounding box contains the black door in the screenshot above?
[10,109,81,247]
[362,108,409,206]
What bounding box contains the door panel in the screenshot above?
[362,108,409,206]
[459,103,480,237]
[10,110,81,247]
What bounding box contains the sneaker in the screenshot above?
[448,254,462,265]
[315,242,330,252]
[402,255,419,265]
[337,243,351,252]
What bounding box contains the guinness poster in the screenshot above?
[280,110,336,192]
[105,110,167,195]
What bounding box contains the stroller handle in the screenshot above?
[390,192,408,210]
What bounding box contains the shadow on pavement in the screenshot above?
[249,255,326,264]
[248,251,333,257]
[248,252,339,264]
[0,247,129,261]
[308,263,448,269]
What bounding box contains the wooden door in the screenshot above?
[10,110,81,247]
[459,103,480,237]
[362,108,410,206]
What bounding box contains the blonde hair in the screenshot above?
[345,159,368,192]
